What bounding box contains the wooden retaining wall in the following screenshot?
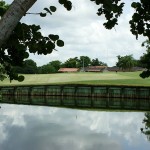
[0,85,150,99]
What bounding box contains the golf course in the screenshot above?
[0,71,150,87]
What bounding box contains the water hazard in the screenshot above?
[0,103,150,150]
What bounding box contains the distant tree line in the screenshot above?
[11,54,147,75]
[13,56,107,74]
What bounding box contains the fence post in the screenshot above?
[91,86,94,107]
[149,88,150,99]
[106,87,109,98]
[28,86,33,97]
[136,87,140,99]
[44,86,47,105]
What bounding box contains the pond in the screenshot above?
[0,102,150,150]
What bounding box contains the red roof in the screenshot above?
[58,68,79,72]
[88,66,107,69]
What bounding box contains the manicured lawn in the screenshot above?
[0,72,150,86]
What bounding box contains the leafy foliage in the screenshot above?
[61,57,79,68]
[13,59,38,74]
[116,55,136,71]
[38,60,62,74]
[61,56,91,68]
[79,56,91,68]
[139,40,150,78]
[40,6,57,17]
[90,0,150,40]
[38,64,56,74]
[61,56,107,68]
[0,22,64,81]
[130,0,150,40]
[0,1,65,81]
[12,57,107,74]
[90,0,124,29]
[58,0,72,11]
[91,58,107,66]
[0,64,6,81]
[50,60,62,71]
[0,1,9,16]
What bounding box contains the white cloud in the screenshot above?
[5,0,147,66]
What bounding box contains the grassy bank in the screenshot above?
[0,72,150,86]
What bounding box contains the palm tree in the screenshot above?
[116,55,136,71]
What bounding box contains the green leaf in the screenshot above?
[57,40,64,47]
[49,34,59,41]
[59,0,66,5]
[40,13,47,17]
[24,52,29,58]
[95,0,101,5]
[50,6,57,12]
[131,2,138,8]
[46,41,55,50]
[132,13,140,22]
[47,49,53,54]
[12,73,19,80]
[28,43,38,53]
[44,8,52,15]
[64,1,72,11]
[18,75,25,82]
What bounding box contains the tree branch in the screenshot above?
[0,0,37,48]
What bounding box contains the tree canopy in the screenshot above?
[139,40,150,78]
[0,0,150,80]
[0,1,64,81]
[91,58,107,66]
[116,55,137,71]
[38,60,62,74]
[13,59,38,74]
[61,56,107,68]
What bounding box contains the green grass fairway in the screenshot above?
[0,72,150,86]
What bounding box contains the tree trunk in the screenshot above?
[0,0,37,48]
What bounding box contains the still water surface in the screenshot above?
[0,104,150,150]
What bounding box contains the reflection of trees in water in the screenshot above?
[141,112,150,141]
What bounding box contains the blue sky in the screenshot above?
[5,0,146,66]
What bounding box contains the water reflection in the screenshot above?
[141,112,150,141]
[1,95,150,111]
[0,104,150,150]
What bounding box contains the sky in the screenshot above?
[6,0,146,66]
